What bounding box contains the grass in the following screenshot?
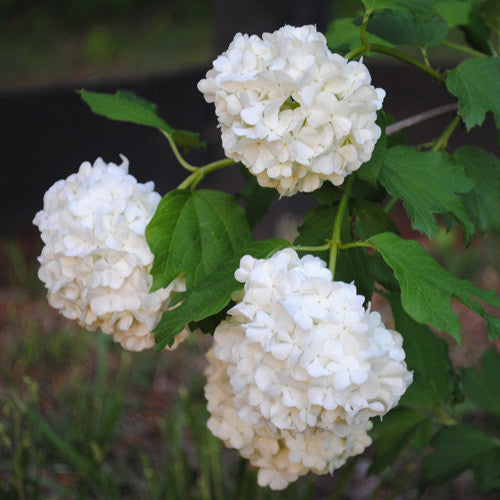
[0,231,498,499]
[0,237,327,499]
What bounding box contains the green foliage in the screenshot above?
[435,0,474,26]
[462,0,493,54]
[79,89,204,149]
[79,88,172,131]
[446,57,500,130]
[379,146,475,240]
[453,146,500,233]
[236,167,278,227]
[356,111,387,188]
[295,203,376,300]
[423,425,500,492]
[146,189,252,291]
[461,348,500,415]
[326,18,391,54]
[295,205,335,262]
[361,0,439,21]
[352,198,399,239]
[368,232,500,342]
[154,239,289,349]
[369,408,433,474]
[366,11,448,46]
[34,9,500,497]
[312,182,342,206]
[481,0,500,33]
[389,293,457,404]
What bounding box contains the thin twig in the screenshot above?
[386,102,459,136]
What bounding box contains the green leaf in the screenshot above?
[366,11,449,46]
[367,252,400,290]
[368,232,500,342]
[295,205,375,300]
[154,239,289,349]
[146,189,253,291]
[379,146,474,240]
[336,247,375,301]
[356,111,387,188]
[388,292,456,404]
[326,18,392,55]
[236,167,278,227]
[370,408,432,474]
[386,112,409,148]
[361,0,439,21]
[79,89,204,149]
[312,182,342,206]
[435,0,474,26]
[423,425,500,491]
[461,348,500,415]
[474,447,500,492]
[462,0,493,55]
[189,303,234,335]
[446,57,500,130]
[171,130,205,152]
[352,198,399,239]
[453,146,500,234]
[351,196,400,292]
[294,205,334,262]
[79,89,172,132]
[481,0,500,33]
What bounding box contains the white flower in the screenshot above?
[212,249,412,434]
[198,25,384,196]
[33,156,188,351]
[205,347,372,491]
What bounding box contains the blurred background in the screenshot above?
[1,1,499,498]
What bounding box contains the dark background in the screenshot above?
[1,0,498,235]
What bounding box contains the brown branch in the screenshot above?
[386,102,459,136]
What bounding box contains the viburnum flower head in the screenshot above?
[198,25,385,196]
[210,248,412,436]
[33,156,188,351]
[205,347,372,490]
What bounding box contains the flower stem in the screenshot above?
[442,40,488,58]
[360,9,372,45]
[161,130,198,172]
[431,114,462,151]
[368,43,446,84]
[419,45,431,67]
[329,175,355,277]
[346,43,445,84]
[383,196,399,213]
[345,44,370,61]
[337,241,372,250]
[177,158,236,190]
[291,243,331,252]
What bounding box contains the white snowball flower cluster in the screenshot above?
[205,248,412,489]
[206,347,372,490]
[198,25,385,196]
[33,156,188,352]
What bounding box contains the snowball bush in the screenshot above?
[33,156,188,351]
[205,347,372,490]
[205,248,412,488]
[198,25,385,196]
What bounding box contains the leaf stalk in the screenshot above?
[431,114,462,151]
[329,175,355,277]
[442,40,488,58]
[346,43,445,84]
[177,158,236,189]
[161,130,198,172]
